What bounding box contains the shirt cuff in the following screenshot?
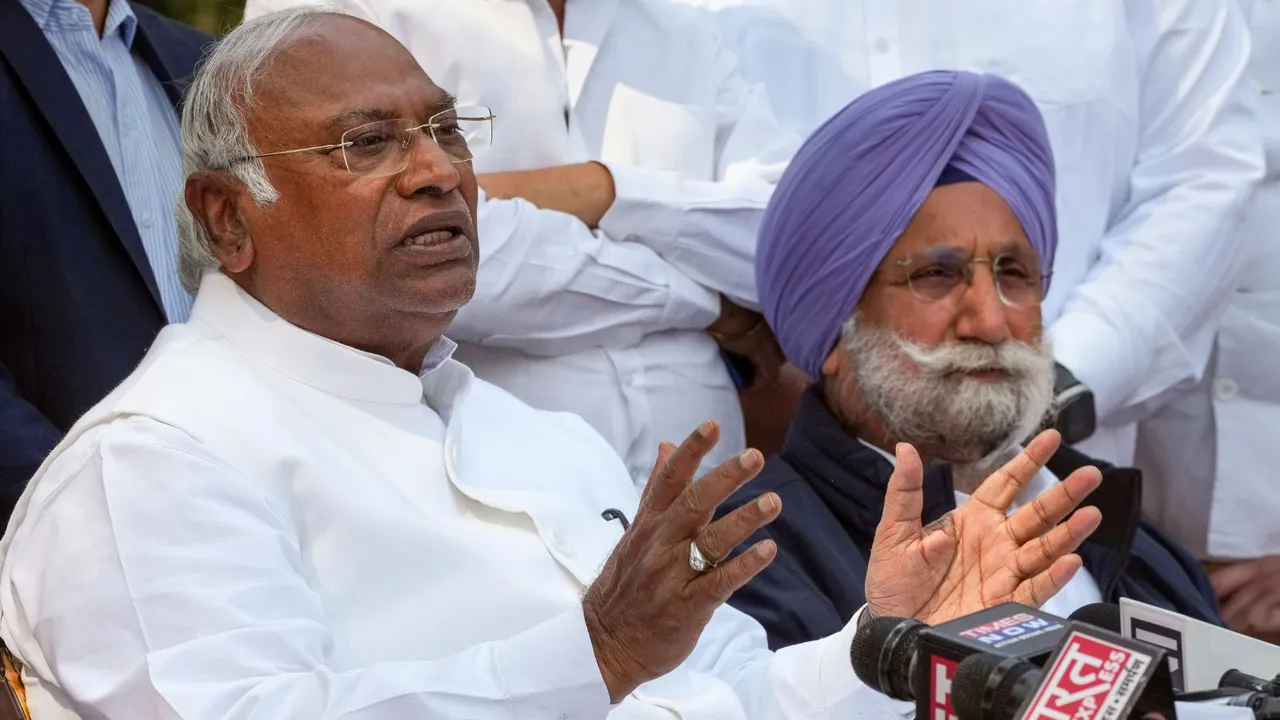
[662,265,721,331]
[1049,312,1147,422]
[598,162,685,256]
[494,606,613,718]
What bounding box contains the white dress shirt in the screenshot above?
[242,0,800,486]
[675,0,1265,467]
[0,271,896,720]
[1134,0,1280,561]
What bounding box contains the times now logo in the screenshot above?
[1023,632,1153,720]
[958,613,1058,646]
[929,656,959,720]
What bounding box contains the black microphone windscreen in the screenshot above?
[1068,602,1121,633]
[953,652,1040,720]
[851,616,924,699]
[953,653,1007,720]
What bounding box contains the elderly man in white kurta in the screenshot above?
[0,9,1108,720]
[676,0,1265,469]
[241,0,801,487]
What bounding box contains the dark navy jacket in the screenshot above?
[0,3,210,514]
[720,388,1223,650]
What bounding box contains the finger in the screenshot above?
[1221,582,1267,628]
[1014,553,1083,608]
[1011,506,1100,580]
[696,492,782,563]
[970,429,1062,511]
[638,442,678,509]
[668,448,764,536]
[1004,466,1102,544]
[876,442,926,544]
[688,539,778,603]
[646,421,721,512]
[1211,561,1261,600]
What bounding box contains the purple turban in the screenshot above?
[757,70,1058,380]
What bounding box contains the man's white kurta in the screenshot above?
[242,0,802,485]
[1135,0,1280,561]
[0,272,891,720]
[674,0,1264,467]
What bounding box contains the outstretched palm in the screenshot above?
[865,430,1103,625]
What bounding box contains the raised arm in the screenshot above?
[448,192,721,356]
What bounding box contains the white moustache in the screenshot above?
[895,337,1046,379]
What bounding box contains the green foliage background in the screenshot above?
[134,0,245,35]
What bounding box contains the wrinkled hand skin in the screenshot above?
[1212,555,1280,641]
[865,429,1104,625]
[581,421,781,702]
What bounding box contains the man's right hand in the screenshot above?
[581,421,781,702]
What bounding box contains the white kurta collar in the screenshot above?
[190,271,460,406]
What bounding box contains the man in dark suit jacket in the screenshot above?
[0,0,210,516]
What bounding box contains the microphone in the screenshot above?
[948,617,1178,720]
[850,603,1070,718]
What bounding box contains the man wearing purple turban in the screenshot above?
[718,70,1223,652]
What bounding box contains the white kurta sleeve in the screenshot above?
[1047,0,1264,425]
[596,35,800,310]
[449,192,722,356]
[0,418,613,720]
[673,604,910,719]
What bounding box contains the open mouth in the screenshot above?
[401,228,464,247]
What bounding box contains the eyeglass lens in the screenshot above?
[339,106,494,177]
[896,246,1043,307]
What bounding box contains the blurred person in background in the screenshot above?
[242,0,801,487]
[0,0,209,510]
[0,11,1106,717]
[1135,0,1280,642]
[718,70,1222,653]
[677,0,1265,470]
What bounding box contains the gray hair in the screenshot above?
[175,5,350,294]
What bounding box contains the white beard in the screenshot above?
[842,314,1056,468]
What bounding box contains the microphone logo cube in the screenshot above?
[929,656,959,720]
[1021,631,1155,720]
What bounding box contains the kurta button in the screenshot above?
[874,37,891,53]
[1214,378,1239,402]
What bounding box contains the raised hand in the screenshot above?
[581,421,782,702]
[865,429,1104,624]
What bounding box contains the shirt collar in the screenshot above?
[22,0,137,46]
[857,437,1060,512]
[189,271,465,406]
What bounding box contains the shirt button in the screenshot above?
[1214,378,1239,402]
[139,213,154,228]
[874,37,891,53]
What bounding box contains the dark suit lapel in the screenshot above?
[132,7,196,109]
[0,1,163,310]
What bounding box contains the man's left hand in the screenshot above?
[865,429,1104,624]
[478,162,616,228]
[708,297,786,384]
[1212,556,1280,639]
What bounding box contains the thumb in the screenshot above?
[877,442,925,545]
